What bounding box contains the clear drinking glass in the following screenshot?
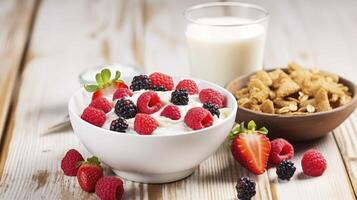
[184,2,269,86]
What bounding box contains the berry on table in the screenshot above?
[81,107,106,127]
[149,72,174,91]
[202,102,220,117]
[77,156,103,192]
[113,88,133,100]
[137,91,163,114]
[176,79,199,95]
[134,113,158,135]
[95,176,124,200]
[269,138,294,165]
[171,89,189,105]
[110,117,128,133]
[236,177,256,200]
[130,75,152,91]
[89,97,112,113]
[301,149,327,177]
[276,160,296,181]
[61,149,84,176]
[184,107,213,130]
[114,98,137,119]
[199,88,225,108]
[160,105,181,120]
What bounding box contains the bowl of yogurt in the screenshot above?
[68,73,237,183]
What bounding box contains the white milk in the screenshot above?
[186,17,266,86]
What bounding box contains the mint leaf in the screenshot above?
[96,73,104,87]
[114,71,121,82]
[247,120,257,130]
[84,84,99,92]
[101,68,111,84]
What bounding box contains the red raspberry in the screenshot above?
[176,79,199,95]
[184,107,213,130]
[301,149,327,177]
[61,149,84,176]
[149,72,174,91]
[137,91,163,114]
[160,105,181,120]
[134,114,158,135]
[95,176,124,200]
[81,107,106,127]
[199,88,226,108]
[89,97,112,113]
[269,138,294,165]
[113,88,133,100]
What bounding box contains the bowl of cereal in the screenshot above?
[226,63,357,141]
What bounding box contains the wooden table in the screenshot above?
[0,0,356,199]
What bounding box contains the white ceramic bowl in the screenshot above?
[68,77,237,183]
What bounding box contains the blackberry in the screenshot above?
[151,85,166,91]
[202,103,220,117]
[236,177,256,200]
[276,160,296,181]
[171,89,189,105]
[115,98,137,119]
[110,117,128,133]
[130,75,152,91]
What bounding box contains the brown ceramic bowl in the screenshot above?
[226,68,357,141]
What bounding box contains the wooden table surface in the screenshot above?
[0,0,357,199]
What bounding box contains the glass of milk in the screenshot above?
[184,2,269,86]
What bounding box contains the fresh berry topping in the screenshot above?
[89,97,112,113]
[229,121,271,175]
[150,85,167,91]
[137,91,163,114]
[77,156,103,192]
[95,176,124,200]
[276,160,296,181]
[110,117,128,133]
[114,81,129,89]
[269,138,294,165]
[134,114,158,135]
[115,98,137,119]
[199,88,225,108]
[61,149,84,176]
[130,75,152,91]
[81,107,106,127]
[301,149,327,177]
[149,72,174,91]
[202,103,220,117]
[176,79,199,95]
[184,107,213,130]
[171,89,189,105]
[113,88,133,100]
[236,177,256,200]
[160,105,181,120]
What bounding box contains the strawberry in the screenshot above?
[77,156,104,192]
[229,121,271,175]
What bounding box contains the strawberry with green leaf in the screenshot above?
[84,68,128,100]
[229,120,271,175]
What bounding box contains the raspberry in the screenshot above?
[199,88,225,108]
[236,177,256,200]
[134,114,158,135]
[149,72,174,91]
[95,176,124,200]
[276,160,296,181]
[301,149,327,177]
[176,79,199,95]
[160,105,181,120]
[137,91,163,114]
[202,103,220,117]
[113,88,133,100]
[171,89,189,105]
[269,138,294,165]
[184,107,213,130]
[89,97,112,113]
[110,117,128,133]
[81,107,106,127]
[61,149,84,176]
[130,75,152,91]
[115,98,137,119]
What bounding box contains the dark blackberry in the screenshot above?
[202,103,220,117]
[115,98,137,119]
[236,177,256,200]
[276,160,296,181]
[130,75,152,91]
[170,89,189,105]
[151,85,166,91]
[110,117,128,133]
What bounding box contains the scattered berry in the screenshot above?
[130,75,152,91]
[160,105,181,120]
[110,117,128,133]
[114,99,137,119]
[301,149,327,177]
[113,88,133,100]
[269,138,294,165]
[199,88,225,108]
[176,79,199,95]
[95,176,124,200]
[61,149,84,176]
[184,107,213,130]
[149,72,174,91]
[150,85,166,91]
[202,103,220,117]
[276,160,296,181]
[134,114,158,135]
[81,107,106,127]
[77,156,103,192]
[236,177,256,200]
[137,91,163,114]
[171,89,189,105]
[89,97,112,113]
